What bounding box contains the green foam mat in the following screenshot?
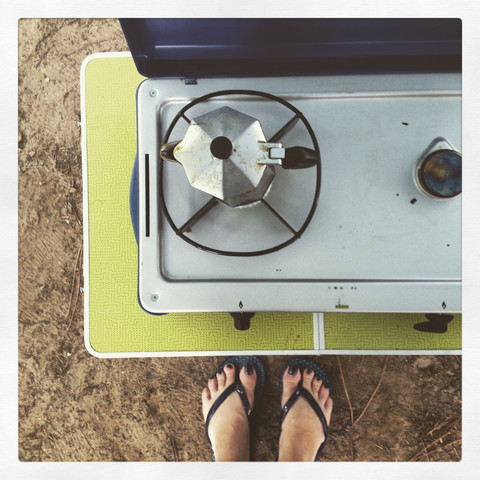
[89,311,316,354]
[323,313,461,351]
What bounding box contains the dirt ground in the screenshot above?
[18,18,461,462]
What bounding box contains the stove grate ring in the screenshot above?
[159,89,322,257]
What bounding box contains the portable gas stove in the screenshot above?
[121,19,462,329]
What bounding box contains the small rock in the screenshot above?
[414,357,434,370]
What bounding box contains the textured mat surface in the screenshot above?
[323,312,461,350]
[83,54,461,356]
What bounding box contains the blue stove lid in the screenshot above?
[120,18,461,78]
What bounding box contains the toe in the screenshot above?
[311,375,322,396]
[224,362,236,387]
[201,387,212,420]
[324,396,334,424]
[318,383,331,406]
[202,386,211,402]
[239,364,257,410]
[208,376,218,392]
[302,367,315,392]
[216,367,226,388]
[282,365,302,407]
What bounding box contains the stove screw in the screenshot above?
[151,294,159,302]
[149,89,157,97]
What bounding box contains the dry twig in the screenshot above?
[409,416,461,461]
[64,245,81,323]
[353,356,388,427]
[426,414,459,437]
[453,444,460,461]
[67,272,81,330]
[71,201,82,226]
[170,436,179,461]
[429,439,461,459]
[414,438,461,461]
[60,338,82,375]
[356,355,365,373]
[66,245,83,331]
[336,356,354,426]
[421,438,430,461]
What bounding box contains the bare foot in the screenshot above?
[201,362,257,461]
[278,365,333,461]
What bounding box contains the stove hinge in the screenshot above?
[183,65,199,85]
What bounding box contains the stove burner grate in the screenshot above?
[159,90,322,256]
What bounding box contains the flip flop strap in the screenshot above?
[280,386,329,460]
[205,383,252,446]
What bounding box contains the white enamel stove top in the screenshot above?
[135,72,461,314]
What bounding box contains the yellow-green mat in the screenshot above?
[323,313,461,351]
[82,53,461,356]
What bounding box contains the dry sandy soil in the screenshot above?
[18,18,461,462]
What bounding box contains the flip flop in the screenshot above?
[279,358,333,461]
[204,356,265,460]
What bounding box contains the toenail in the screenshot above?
[209,376,215,380]
[217,367,224,375]
[306,368,312,374]
[226,363,233,369]
[246,364,253,375]
[288,366,298,375]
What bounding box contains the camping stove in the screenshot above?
[123,19,462,324]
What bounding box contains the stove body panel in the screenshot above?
[135,73,461,314]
